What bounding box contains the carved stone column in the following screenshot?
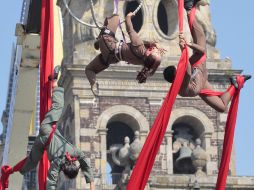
[74,95,81,189]
[140,130,148,145]
[98,128,108,184]
[203,132,212,175]
[165,131,173,174]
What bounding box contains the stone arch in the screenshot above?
[166,107,214,175]
[96,105,149,132]
[97,105,149,183]
[168,107,214,134]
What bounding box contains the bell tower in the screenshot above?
[56,0,254,189]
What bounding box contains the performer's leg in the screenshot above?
[220,74,252,105]
[201,75,251,112]
[85,54,109,95]
[19,135,46,174]
[220,85,236,109]
[41,87,64,126]
[199,81,235,113]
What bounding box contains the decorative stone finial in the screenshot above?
[191,138,207,176]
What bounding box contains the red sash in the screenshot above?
[126,0,189,189]
[0,123,56,190]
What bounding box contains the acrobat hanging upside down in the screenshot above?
[163,0,251,113]
[0,67,95,190]
[85,12,166,96]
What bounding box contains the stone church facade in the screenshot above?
[56,0,254,189]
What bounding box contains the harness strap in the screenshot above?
[115,40,124,61]
[118,20,126,42]
[99,28,116,38]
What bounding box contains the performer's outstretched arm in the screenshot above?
[187,42,205,55]
[178,35,193,77]
[46,161,61,190]
[125,12,143,46]
[76,149,94,184]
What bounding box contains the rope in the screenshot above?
[89,0,105,29]
[63,0,98,28]
[120,0,143,24]
[113,0,119,14]
[63,0,143,29]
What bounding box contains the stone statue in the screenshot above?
[109,131,142,189]
[110,137,131,171]
[129,131,142,162]
[191,138,207,176]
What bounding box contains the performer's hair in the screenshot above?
[163,66,176,83]
[61,161,80,179]
[143,40,166,57]
[145,54,157,69]
[143,41,157,49]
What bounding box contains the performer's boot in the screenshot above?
[48,65,61,81]
[91,81,99,96]
[230,75,251,89]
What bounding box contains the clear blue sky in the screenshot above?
[0,1,253,176]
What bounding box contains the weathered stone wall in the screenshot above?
[56,0,254,189]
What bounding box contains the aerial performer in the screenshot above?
[0,67,95,190]
[163,0,251,112]
[85,12,166,96]
[125,0,251,189]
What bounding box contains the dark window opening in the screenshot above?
[106,121,134,184]
[107,121,134,150]
[26,0,42,33]
[125,1,143,32]
[157,1,168,35]
[172,122,196,174]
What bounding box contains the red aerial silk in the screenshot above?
[0,1,54,189]
[0,124,56,190]
[201,76,245,190]
[39,0,54,189]
[0,158,27,190]
[126,0,188,189]
[199,89,223,96]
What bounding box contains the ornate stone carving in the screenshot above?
[191,139,207,176]
[109,131,142,188]
[129,131,142,162]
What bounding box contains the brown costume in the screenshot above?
[178,13,234,113]
[85,14,160,90]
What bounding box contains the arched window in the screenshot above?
[157,1,168,35]
[106,121,134,184]
[155,0,178,38]
[172,116,206,174]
